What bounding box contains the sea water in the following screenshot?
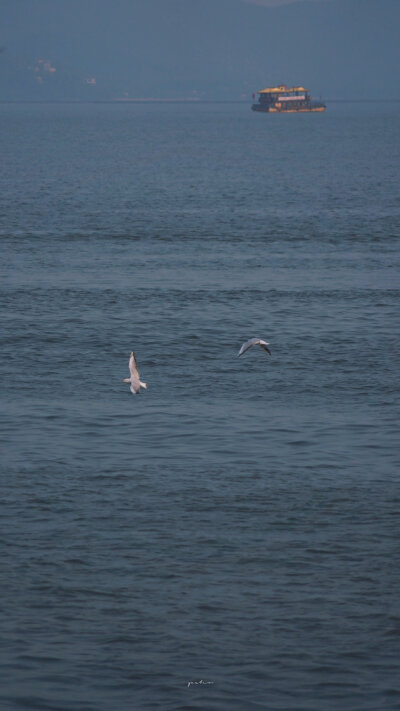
[1,101,399,710]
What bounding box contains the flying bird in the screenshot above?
[123,351,148,394]
[238,338,271,357]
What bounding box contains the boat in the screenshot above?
[251,85,326,113]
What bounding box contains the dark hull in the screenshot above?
[252,101,326,113]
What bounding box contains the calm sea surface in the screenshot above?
[1,102,399,711]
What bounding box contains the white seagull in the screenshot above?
[123,351,148,394]
[238,338,271,357]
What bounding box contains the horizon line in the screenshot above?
[1,98,400,105]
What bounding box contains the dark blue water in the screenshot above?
[1,102,400,711]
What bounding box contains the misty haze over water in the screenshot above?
[0,0,399,101]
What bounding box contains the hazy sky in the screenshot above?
[0,0,399,101]
[246,0,326,5]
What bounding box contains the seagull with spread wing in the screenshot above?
[238,338,271,357]
[123,351,148,394]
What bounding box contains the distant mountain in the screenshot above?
[0,0,399,101]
